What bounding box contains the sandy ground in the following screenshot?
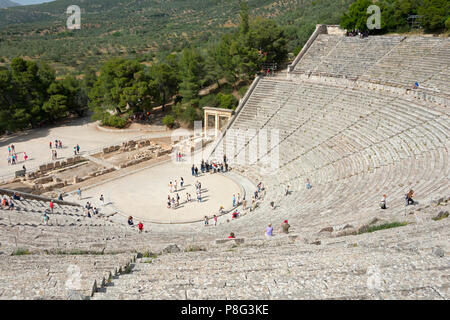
[65,160,242,224]
[0,117,175,180]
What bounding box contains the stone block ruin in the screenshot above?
[2,138,172,195]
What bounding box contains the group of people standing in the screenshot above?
[49,139,63,160]
[6,144,28,166]
[191,155,229,177]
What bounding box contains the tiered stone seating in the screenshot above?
[92,217,449,300]
[293,34,450,95]
[208,73,449,242]
[0,253,134,299]
[1,31,448,300]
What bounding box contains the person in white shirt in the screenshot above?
[380,194,387,209]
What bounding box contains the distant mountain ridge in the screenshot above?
[0,0,20,8]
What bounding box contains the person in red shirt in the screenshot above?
[228,232,235,239]
[49,200,54,213]
[138,222,144,233]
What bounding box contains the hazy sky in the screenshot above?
[15,0,55,5]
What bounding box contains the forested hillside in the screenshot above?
[0,0,353,75]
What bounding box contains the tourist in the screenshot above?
[285,185,290,196]
[77,188,82,200]
[180,177,184,188]
[191,165,195,176]
[171,197,176,208]
[250,197,256,211]
[100,194,104,206]
[174,179,177,192]
[213,214,217,226]
[43,213,49,226]
[228,232,235,239]
[232,194,236,207]
[279,220,290,234]
[204,216,209,226]
[242,197,247,210]
[23,152,28,161]
[265,223,274,237]
[12,192,21,200]
[58,193,63,201]
[176,193,180,206]
[128,216,134,225]
[169,181,173,193]
[8,200,14,211]
[237,193,240,206]
[49,200,54,213]
[306,179,311,189]
[138,221,144,233]
[194,166,199,176]
[232,210,239,219]
[219,206,224,213]
[380,194,387,209]
[49,141,52,149]
[76,144,80,153]
[93,207,98,215]
[406,189,415,206]
[270,201,275,209]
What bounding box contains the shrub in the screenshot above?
[238,85,249,98]
[162,114,175,128]
[199,94,219,109]
[216,93,238,110]
[185,244,206,252]
[359,222,408,234]
[102,114,128,128]
[11,248,30,256]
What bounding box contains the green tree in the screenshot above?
[178,48,205,105]
[149,62,179,109]
[418,0,450,31]
[89,58,156,122]
[240,0,250,35]
[340,0,374,32]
